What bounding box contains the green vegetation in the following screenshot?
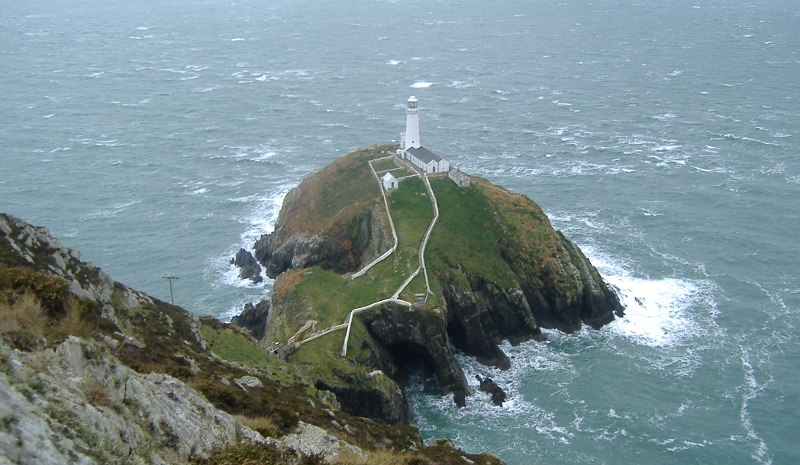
[193,437,505,465]
[282,145,395,235]
[192,441,325,465]
[0,209,508,464]
[283,172,439,358]
[370,156,399,173]
[0,266,69,313]
[389,177,434,247]
[0,267,99,351]
[290,318,369,381]
[427,178,517,287]
[200,323,280,370]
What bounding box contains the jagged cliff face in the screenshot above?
[0,213,262,463]
[358,303,470,406]
[428,178,623,368]
[0,336,263,464]
[248,146,623,418]
[254,146,395,278]
[0,213,505,465]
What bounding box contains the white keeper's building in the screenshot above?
[398,96,450,174]
[381,172,398,191]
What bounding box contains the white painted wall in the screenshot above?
[404,96,420,149]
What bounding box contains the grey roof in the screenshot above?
[407,146,442,164]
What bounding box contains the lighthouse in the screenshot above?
[397,96,450,175]
[403,96,420,150]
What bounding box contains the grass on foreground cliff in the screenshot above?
[339,441,505,465]
[200,322,284,371]
[234,414,282,439]
[193,438,505,465]
[0,279,97,351]
[192,441,325,465]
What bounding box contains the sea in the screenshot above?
[1,0,798,463]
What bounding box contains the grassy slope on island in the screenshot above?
[427,176,561,289]
[265,167,435,348]
[279,146,388,236]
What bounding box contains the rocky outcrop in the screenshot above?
[256,203,392,279]
[0,213,153,318]
[231,248,263,284]
[246,147,623,419]
[437,230,623,370]
[359,303,469,408]
[314,370,412,425]
[251,146,395,279]
[476,375,507,407]
[428,178,623,370]
[230,299,270,340]
[437,270,542,370]
[278,422,362,464]
[0,336,263,464]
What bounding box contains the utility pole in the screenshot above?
[162,275,178,305]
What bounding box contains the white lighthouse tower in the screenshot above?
[403,96,421,150]
[397,95,449,174]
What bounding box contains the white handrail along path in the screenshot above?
[350,157,399,279]
[340,298,412,356]
[286,153,445,358]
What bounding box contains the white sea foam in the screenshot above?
[652,112,678,121]
[386,59,401,65]
[412,344,575,444]
[449,80,473,89]
[254,151,277,161]
[218,182,295,292]
[568,241,717,350]
[410,81,434,89]
[738,347,773,464]
[79,200,141,221]
[652,144,681,152]
[604,275,704,347]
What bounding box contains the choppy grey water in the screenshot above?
[2,0,798,463]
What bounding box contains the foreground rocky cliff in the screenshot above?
[0,213,504,465]
[240,145,623,422]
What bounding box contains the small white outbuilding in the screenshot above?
[382,172,398,191]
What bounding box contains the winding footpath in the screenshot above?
[288,154,441,358]
[349,156,399,279]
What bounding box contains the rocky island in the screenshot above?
[234,143,623,424]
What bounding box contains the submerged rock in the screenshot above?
[476,375,507,407]
[231,248,263,284]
